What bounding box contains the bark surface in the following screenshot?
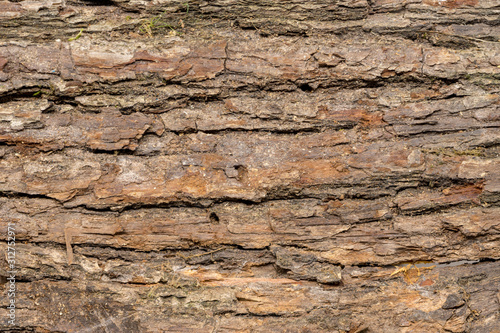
[0,0,500,332]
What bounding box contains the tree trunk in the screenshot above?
[0,0,499,332]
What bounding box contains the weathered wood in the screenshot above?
[0,0,499,332]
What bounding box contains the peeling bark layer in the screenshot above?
[0,0,499,332]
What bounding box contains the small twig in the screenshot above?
[146,285,159,299]
[390,264,412,277]
[390,263,436,283]
[458,286,481,320]
[64,228,74,265]
[68,28,84,42]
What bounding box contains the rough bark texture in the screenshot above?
[1,0,500,332]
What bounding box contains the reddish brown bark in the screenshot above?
[0,0,499,332]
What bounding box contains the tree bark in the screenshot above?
[0,0,499,332]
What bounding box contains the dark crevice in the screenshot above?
[73,201,210,213]
[233,312,287,318]
[0,191,61,202]
[52,240,151,254]
[0,327,66,333]
[49,96,80,107]
[83,146,137,156]
[478,257,500,264]
[76,0,116,6]
[418,177,482,189]
[165,125,353,136]
[430,93,459,101]
[209,212,220,223]
[0,91,49,104]
[298,83,314,92]
[173,127,325,135]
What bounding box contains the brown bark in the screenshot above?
[0,0,499,332]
